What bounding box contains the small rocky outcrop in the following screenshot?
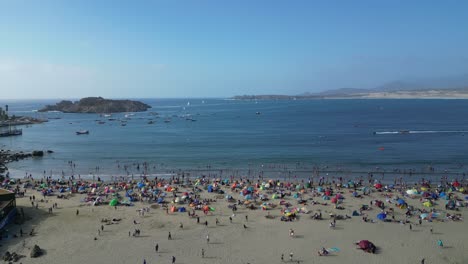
[30,245,43,258]
[39,97,151,113]
[32,151,44,157]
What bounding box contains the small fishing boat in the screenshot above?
[76,130,89,135]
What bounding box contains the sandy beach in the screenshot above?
[1,176,467,264]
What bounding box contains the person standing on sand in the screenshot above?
[201,248,205,258]
[206,234,210,244]
[289,252,293,261]
[168,232,172,240]
[172,256,176,263]
[155,243,159,252]
[281,253,284,262]
[437,239,443,248]
[76,209,79,215]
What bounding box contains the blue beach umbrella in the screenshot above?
[397,198,406,205]
[377,212,387,220]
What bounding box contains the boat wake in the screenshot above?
[374,130,468,135]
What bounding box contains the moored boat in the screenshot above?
[76,130,89,135]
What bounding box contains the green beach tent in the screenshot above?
[109,199,118,206]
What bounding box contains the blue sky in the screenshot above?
[0,1,467,99]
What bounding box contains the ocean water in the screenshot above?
[1,99,468,180]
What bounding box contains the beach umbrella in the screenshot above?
[317,187,324,192]
[420,213,429,219]
[406,189,418,195]
[376,212,387,220]
[109,199,118,206]
[358,240,372,250]
[322,195,330,200]
[374,183,383,189]
[331,197,338,204]
[352,191,359,197]
[452,181,461,188]
[397,198,406,205]
[423,201,433,207]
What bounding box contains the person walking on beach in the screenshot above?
[206,234,210,244]
[76,209,79,215]
[289,252,293,261]
[437,239,444,248]
[245,215,248,222]
[168,232,172,240]
[201,248,205,258]
[172,256,176,263]
[281,253,284,262]
[143,259,146,264]
[421,258,425,264]
[155,243,159,252]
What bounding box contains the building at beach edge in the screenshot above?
[0,189,16,231]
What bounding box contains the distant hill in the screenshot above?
[233,73,468,99]
[39,97,151,113]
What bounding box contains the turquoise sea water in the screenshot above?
[1,99,468,180]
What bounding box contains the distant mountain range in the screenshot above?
[233,73,468,99]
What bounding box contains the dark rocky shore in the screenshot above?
[0,149,49,177]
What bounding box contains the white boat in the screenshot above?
[76,130,89,135]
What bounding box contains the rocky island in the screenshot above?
[39,97,151,113]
